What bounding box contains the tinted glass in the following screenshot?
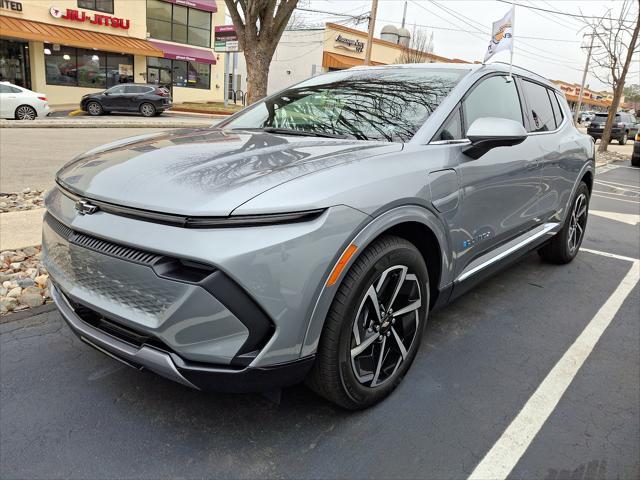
[173,23,188,43]
[44,45,77,86]
[225,68,468,142]
[189,9,211,29]
[463,75,522,134]
[0,84,11,93]
[187,62,210,89]
[77,50,105,88]
[147,0,172,21]
[78,0,113,13]
[172,60,188,87]
[173,5,188,24]
[437,108,463,141]
[107,85,126,94]
[188,27,210,47]
[147,18,172,41]
[522,80,556,132]
[548,89,563,128]
[106,53,133,87]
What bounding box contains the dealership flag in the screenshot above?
[484,6,515,63]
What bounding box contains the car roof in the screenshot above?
[348,61,560,92]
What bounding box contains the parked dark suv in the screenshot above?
[80,84,172,117]
[587,111,638,144]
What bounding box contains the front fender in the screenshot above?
[300,204,451,358]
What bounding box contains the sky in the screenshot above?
[289,0,640,92]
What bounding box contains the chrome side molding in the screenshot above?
[456,222,560,283]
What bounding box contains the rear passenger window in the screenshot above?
[549,90,564,128]
[522,80,557,132]
[463,75,523,135]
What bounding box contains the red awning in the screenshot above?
[149,40,217,64]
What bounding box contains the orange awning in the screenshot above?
[0,16,163,57]
[322,51,384,70]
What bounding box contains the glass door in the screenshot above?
[0,39,31,89]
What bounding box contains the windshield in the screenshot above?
[223,68,468,142]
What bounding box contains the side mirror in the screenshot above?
[103,91,110,95]
[463,117,527,159]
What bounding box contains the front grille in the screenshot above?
[44,213,162,267]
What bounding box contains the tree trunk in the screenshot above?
[598,14,640,152]
[245,49,272,105]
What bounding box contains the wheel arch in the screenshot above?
[300,205,451,358]
[581,170,593,193]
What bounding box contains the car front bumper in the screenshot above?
[51,283,315,392]
[42,187,367,384]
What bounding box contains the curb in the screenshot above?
[0,120,216,128]
[171,107,235,116]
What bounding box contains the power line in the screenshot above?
[495,0,637,23]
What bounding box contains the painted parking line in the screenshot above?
[593,193,640,204]
[468,249,639,480]
[595,179,640,190]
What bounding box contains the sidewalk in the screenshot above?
[0,209,44,251]
[0,116,221,128]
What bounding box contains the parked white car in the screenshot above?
[0,82,50,120]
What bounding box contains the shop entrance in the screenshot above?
[0,39,31,89]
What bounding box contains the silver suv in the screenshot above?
[43,63,594,409]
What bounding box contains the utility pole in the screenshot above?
[574,31,595,125]
[364,0,378,65]
[401,1,407,28]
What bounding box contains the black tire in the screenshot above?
[307,235,429,409]
[632,155,640,168]
[14,105,36,120]
[539,181,590,264]
[86,101,103,116]
[619,131,628,145]
[139,103,156,117]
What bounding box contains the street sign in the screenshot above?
[214,25,240,52]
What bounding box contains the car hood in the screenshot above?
[56,128,402,216]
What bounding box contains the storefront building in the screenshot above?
[234,22,469,97]
[551,79,616,113]
[0,0,226,106]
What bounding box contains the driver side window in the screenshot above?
[463,75,523,135]
[107,85,126,95]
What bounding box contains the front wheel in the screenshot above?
[539,181,590,264]
[86,101,103,116]
[139,103,156,117]
[307,235,429,409]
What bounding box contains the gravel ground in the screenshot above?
[0,188,45,213]
[0,247,50,315]
[596,149,631,164]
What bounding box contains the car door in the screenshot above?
[102,85,127,111]
[433,74,543,282]
[0,84,21,118]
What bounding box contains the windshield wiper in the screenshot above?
[233,127,348,139]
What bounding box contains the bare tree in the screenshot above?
[396,29,434,64]
[583,0,640,151]
[225,0,299,105]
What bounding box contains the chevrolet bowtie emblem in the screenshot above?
[75,199,99,215]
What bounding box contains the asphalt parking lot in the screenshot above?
[1,158,638,479]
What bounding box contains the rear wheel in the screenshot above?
[539,181,590,264]
[86,101,103,116]
[140,103,156,117]
[307,235,429,409]
[15,105,36,120]
[619,131,628,145]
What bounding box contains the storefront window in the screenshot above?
[147,0,211,47]
[147,57,210,90]
[106,54,134,87]
[78,0,114,14]
[44,44,133,89]
[0,39,30,89]
[44,45,77,86]
[77,50,105,89]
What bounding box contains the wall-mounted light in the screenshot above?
[44,48,52,55]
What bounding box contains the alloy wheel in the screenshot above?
[568,192,588,254]
[87,102,102,115]
[350,265,422,388]
[140,104,155,117]
[16,106,36,120]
